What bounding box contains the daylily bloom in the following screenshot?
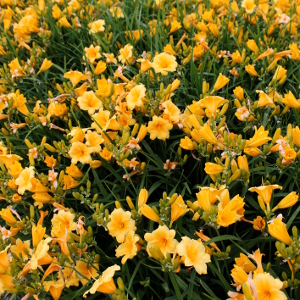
[212,73,230,92]
[176,236,211,275]
[145,225,178,257]
[83,265,120,297]
[268,216,292,245]
[245,126,271,148]
[249,184,282,204]
[107,208,136,243]
[115,230,139,264]
[37,58,52,75]
[152,52,177,75]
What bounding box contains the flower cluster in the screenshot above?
[0,0,300,298]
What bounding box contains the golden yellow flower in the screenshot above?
[140,204,160,222]
[110,6,124,18]
[96,78,112,97]
[176,236,211,275]
[199,122,223,148]
[126,84,146,110]
[233,86,244,101]
[15,166,35,195]
[145,225,178,257]
[147,116,173,141]
[252,273,287,300]
[249,184,282,204]
[151,52,177,75]
[37,58,52,75]
[9,161,23,178]
[170,195,189,227]
[51,210,77,234]
[256,90,275,108]
[196,189,217,211]
[85,130,103,153]
[84,45,101,63]
[245,64,259,76]
[282,91,300,108]
[51,224,71,259]
[31,237,52,270]
[115,230,139,264]
[59,16,72,28]
[74,82,88,97]
[245,126,271,148]
[231,265,248,286]
[66,164,84,178]
[77,91,102,115]
[180,136,195,150]
[272,65,287,82]
[289,43,300,61]
[32,224,46,248]
[52,4,62,19]
[83,265,120,298]
[169,20,182,33]
[138,188,148,210]
[273,192,298,211]
[253,216,266,231]
[268,215,293,245]
[235,253,256,273]
[208,23,219,36]
[162,100,181,123]
[199,96,228,118]
[75,261,99,285]
[64,70,87,87]
[94,61,107,75]
[43,279,64,300]
[125,30,144,41]
[8,58,23,78]
[247,39,258,52]
[212,73,230,92]
[11,238,32,260]
[244,147,262,157]
[88,20,105,34]
[242,0,256,14]
[164,44,177,56]
[68,142,92,165]
[0,207,17,226]
[107,208,136,243]
[204,162,224,175]
[118,44,133,64]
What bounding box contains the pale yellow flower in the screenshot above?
[176,236,211,275]
[15,166,35,195]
